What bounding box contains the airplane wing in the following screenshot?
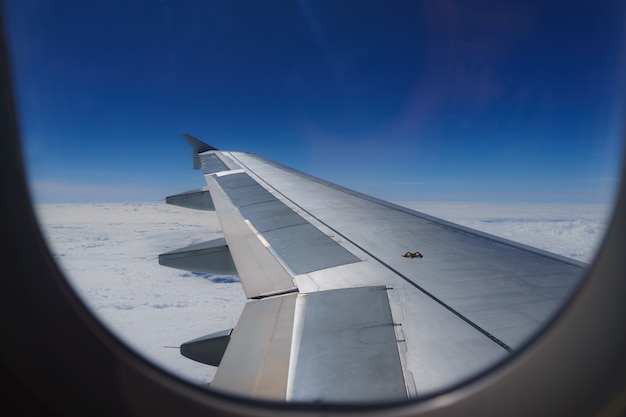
[159,134,585,403]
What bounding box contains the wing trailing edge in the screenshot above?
[205,286,408,401]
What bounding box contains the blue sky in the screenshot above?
[3,1,625,204]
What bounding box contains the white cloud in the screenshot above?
[397,201,611,263]
[33,201,612,390]
[35,202,245,384]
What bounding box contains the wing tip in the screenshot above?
[181,133,218,152]
[181,133,218,169]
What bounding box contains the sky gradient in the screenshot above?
[3,1,625,204]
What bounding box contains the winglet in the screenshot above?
[182,133,218,170]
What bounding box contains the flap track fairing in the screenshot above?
[165,187,215,211]
[158,238,237,275]
[180,329,233,366]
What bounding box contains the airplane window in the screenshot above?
[3,0,624,405]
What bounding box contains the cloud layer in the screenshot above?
[34,201,610,386]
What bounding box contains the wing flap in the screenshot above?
[289,286,407,402]
[214,171,361,275]
[211,294,297,399]
[209,287,408,402]
[206,173,297,298]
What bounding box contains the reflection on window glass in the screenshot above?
[4,0,624,402]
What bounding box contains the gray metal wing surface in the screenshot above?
[160,135,585,403]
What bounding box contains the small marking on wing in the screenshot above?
[402,251,423,259]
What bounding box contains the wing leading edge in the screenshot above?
[159,134,585,402]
